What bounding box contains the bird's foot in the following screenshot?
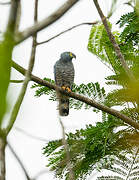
[61,86,66,90]
[61,86,71,92]
[66,87,71,92]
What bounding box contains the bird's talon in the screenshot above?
[61,86,66,90]
[61,86,71,92]
[66,87,71,92]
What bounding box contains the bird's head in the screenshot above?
[60,52,76,62]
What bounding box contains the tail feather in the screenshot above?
[59,97,69,116]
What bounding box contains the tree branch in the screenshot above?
[6,0,38,135]
[15,0,21,34]
[7,142,30,180]
[0,1,11,5]
[10,80,23,83]
[124,2,134,8]
[0,0,19,127]
[6,0,20,34]
[15,127,50,143]
[33,169,52,180]
[107,0,118,19]
[0,138,6,180]
[0,1,20,179]
[59,117,75,179]
[37,22,98,45]
[11,60,139,130]
[15,0,80,44]
[93,0,136,81]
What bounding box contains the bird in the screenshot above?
[54,52,76,116]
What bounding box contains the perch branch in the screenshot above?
[37,21,98,45]
[15,0,80,44]
[11,60,139,130]
[93,0,136,81]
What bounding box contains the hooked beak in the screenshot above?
[70,52,76,59]
[72,53,76,59]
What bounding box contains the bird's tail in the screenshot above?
[58,96,69,116]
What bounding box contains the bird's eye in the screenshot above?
[69,52,73,57]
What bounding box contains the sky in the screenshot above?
[0,0,133,179]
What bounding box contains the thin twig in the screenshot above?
[124,2,134,8]
[15,127,50,142]
[7,142,30,180]
[0,138,6,180]
[107,0,118,19]
[6,0,38,135]
[11,60,139,130]
[6,0,20,33]
[10,80,23,83]
[33,169,52,180]
[15,0,80,44]
[15,0,21,33]
[59,117,75,180]
[93,0,136,81]
[37,22,98,45]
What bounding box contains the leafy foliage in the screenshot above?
[88,11,139,109]
[88,22,120,72]
[43,117,138,180]
[31,78,56,100]
[97,148,139,180]
[116,11,139,46]
[37,10,139,180]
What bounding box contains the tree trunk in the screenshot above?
[0,138,6,180]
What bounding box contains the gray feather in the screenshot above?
[54,52,75,116]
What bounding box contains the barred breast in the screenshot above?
[54,60,74,88]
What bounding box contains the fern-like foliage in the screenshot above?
[33,9,139,180]
[31,78,56,100]
[88,11,139,109]
[97,148,139,180]
[32,79,106,111]
[97,176,124,180]
[87,10,139,180]
[43,117,138,180]
[88,22,121,73]
[116,12,139,46]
